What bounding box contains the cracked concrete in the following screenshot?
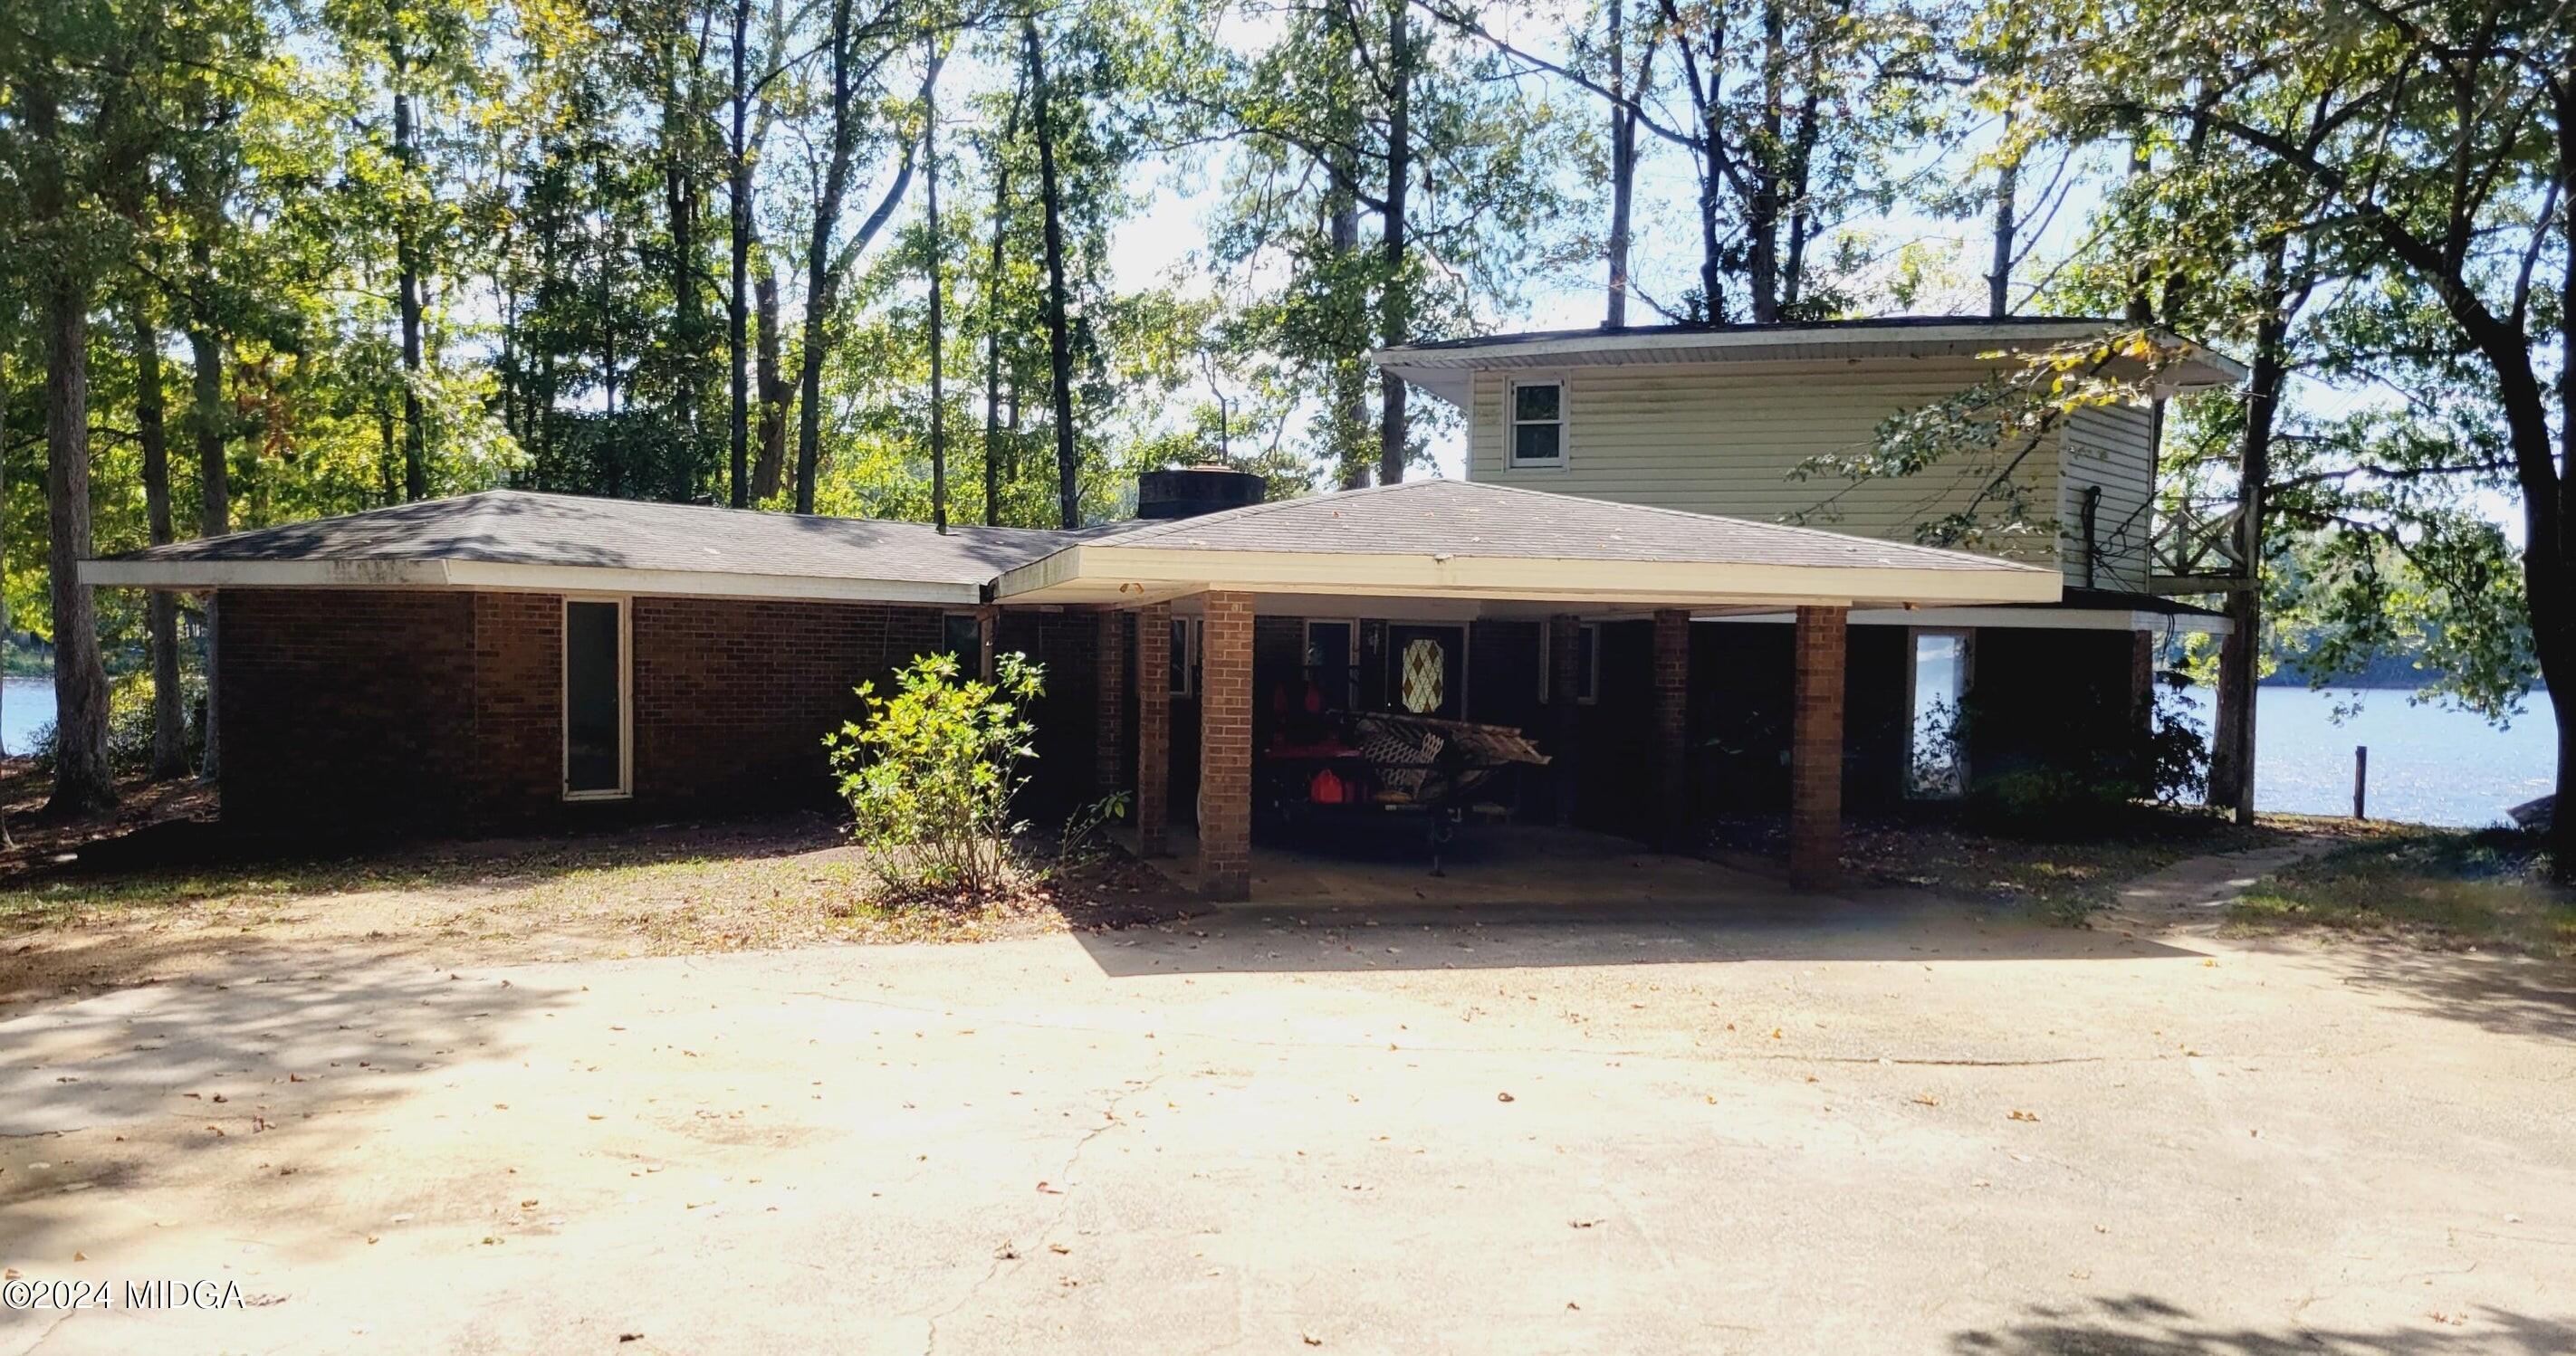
[4,864,2574,1354]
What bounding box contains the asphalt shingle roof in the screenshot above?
[1080,479,2045,574]
[105,490,1083,586]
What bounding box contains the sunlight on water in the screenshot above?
[2174,685,2556,828]
[1,675,49,758]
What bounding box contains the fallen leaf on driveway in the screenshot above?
[2008,1109,2039,1122]
[1496,1092,1515,1103]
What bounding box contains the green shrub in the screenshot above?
[825,651,1044,899]
[1958,692,2208,836]
[26,671,204,778]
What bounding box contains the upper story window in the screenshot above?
[1508,379,1566,468]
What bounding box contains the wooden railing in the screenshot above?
[2149,501,2252,594]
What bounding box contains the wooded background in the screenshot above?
[3,0,2568,848]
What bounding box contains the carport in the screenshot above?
[994,479,2058,900]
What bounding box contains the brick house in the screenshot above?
[84,319,2240,901]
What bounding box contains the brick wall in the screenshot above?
[215,587,1058,834]
[1789,606,1849,889]
[1652,610,1691,847]
[630,597,943,815]
[219,588,481,832]
[1196,591,1254,900]
[1094,611,1126,802]
[470,592,564,824]
[1135,602,1172,856]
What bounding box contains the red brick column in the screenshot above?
[1789,606,1848,890]
[1094,610,1127,802]
[1652,609,1691,849]
[1548,614,1582,825]
[1196,591,1255,902]
[1135,602,1171,857]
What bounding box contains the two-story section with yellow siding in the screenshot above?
[1371,317,2245,810]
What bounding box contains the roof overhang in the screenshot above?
[1370,322,2248,409]
[1712,603,2229,635]
[992,544,2062,611]
[76,557,985,606]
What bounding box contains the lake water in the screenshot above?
[3,675,52,757]
[2,673,2554,826]
[2172,684,2557,828]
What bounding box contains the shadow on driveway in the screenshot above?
[1950,1294,2576,1354]
[1076,892,2208,977]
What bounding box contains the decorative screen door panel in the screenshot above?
[1384,624,1466,721]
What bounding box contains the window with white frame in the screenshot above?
[561,597,631,800]
[1537,622,1600,704]
[1906,628,1971,798]
[1508,379,1566,467]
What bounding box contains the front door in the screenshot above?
[1384,623,1466,721]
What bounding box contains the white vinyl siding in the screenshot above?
[1464,358,2066,576]
[2059,403,2157,592]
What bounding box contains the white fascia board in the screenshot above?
[994,544,2061,609]
[1708,605,2231,635]
[79,557,982,606]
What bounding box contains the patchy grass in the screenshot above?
[2230,826,2576,960]
[1830,809,2293,925]
[0,816,1192,1000]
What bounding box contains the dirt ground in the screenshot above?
[0,766,1189,1003]
[3,839,2571,1355]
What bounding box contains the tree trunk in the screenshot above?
[1024,17,1081,529]
[2208,242,2294,822]
[664,42,700,501]
[981,81,1022,526]
[1604,0,1634,329]
[795,0,857,514]
[728,0,753,506]
[1374,0,1412,485]
[924,54,947,532]
[1328,182,1368,488]
[1987,114,2018,319]
[752,256,787,499]
[128,289,189,778]
[391,40,429,501]
[790,0,926,513]
[31,81,116,816]
[188,273,227,783]
[1745,0,1785,323]
[2544,78,2576,878]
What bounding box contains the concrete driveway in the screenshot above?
[5,855,2574,1354]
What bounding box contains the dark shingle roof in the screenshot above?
[1080,479,2045,574]
[105,490,1081,586]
